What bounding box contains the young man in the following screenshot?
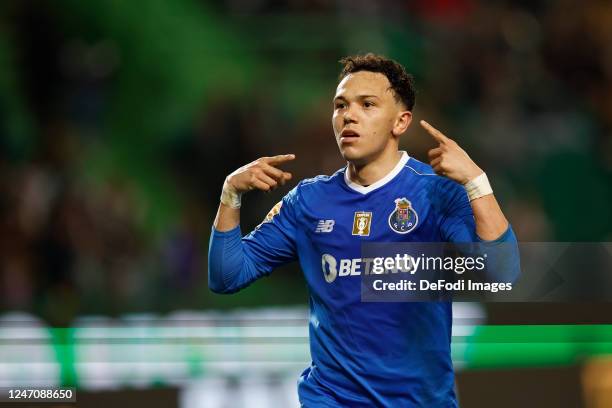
[208,54,517,407]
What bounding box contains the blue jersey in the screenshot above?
[208,151,517,407]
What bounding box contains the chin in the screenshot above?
[339,146,368,165]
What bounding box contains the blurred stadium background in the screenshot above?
[0,0,611,407]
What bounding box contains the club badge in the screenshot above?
[388,198,418,234]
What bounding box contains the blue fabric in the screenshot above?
[208,156,519,407]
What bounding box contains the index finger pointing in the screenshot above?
[265,154,296,166]
[420,120,449,144]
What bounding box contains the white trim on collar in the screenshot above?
[343,151,409,194]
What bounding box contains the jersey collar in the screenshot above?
[343,151,409,195]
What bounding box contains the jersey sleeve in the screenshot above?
[208,185,300,294]
[437,178,520,283]
[242,185,299,270]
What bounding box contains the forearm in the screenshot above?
[469,194,518,283]
[214,202,240,231]
[470,194,509,241]
[209,182,244,292]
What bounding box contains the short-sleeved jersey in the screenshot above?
[239,151,506,407]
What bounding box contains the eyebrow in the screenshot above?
[333,94,380,103]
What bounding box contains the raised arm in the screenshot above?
[208,154,296,294]
[421,120,508,241]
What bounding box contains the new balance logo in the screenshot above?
[315,220,335,233]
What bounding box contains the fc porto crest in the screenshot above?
[388,197,418,234]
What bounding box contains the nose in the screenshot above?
[343,105,357,125]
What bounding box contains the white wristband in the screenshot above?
[220,179,242,209]
[464,173,493,201]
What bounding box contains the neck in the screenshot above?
[347,147,402,186]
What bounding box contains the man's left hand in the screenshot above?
[420,120,483,185]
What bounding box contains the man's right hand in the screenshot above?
[226,154,295,193]
[215,154,295,230]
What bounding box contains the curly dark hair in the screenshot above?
[338,53,416,110]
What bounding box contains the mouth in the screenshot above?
[340,129,360,143]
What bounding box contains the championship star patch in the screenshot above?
[352,211,372,236]
[388,197,418,234]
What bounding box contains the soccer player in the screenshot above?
[208,54,518,407]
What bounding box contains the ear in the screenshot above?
[392,110,412,137]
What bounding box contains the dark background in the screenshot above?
[0,0,610,324]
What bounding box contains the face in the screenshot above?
[332,71,411,165]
